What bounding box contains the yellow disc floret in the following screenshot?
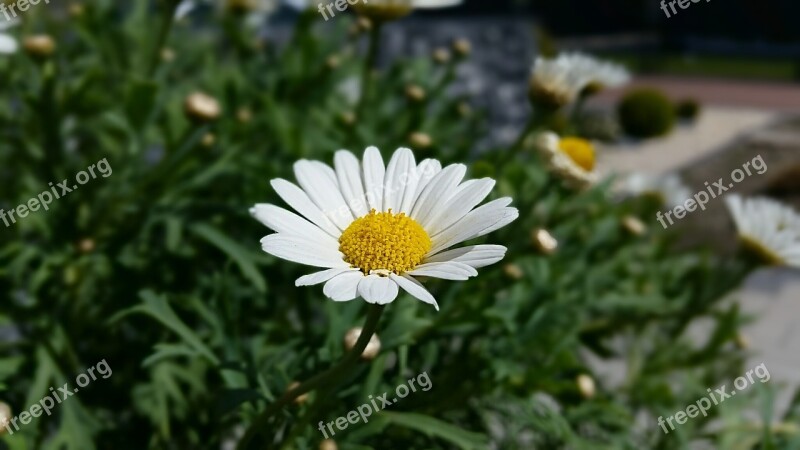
[339,209,431,275]
[558,137,595,172]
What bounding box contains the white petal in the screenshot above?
[250,204,338,247]
[294,160,354,230]
[415,159,442,197]
[296,268,357,287]
[410,164,466,225]
[334,150,370,217]
[358,275,400,305]
[407,262,478,280]
[426,178,495,236]
[426,245,507,269]
[261,234,348,269]
[271,179,342,238]
[174,0,196,20]
[390,274,439,310]
[429,198,518,255]
[362,146,385,212]
[323,271,364,301]
[0,34,17,54]
[383,148,417,214]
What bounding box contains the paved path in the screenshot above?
[594,75,800,112]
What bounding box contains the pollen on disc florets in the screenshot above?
[339,209,431,275]
[558,137,595,171]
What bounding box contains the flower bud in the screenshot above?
[78,238,95,254]
[0,402,12,436]
[621,215,647,236]
[344,327,381,360]
[339,112,356,127]
[409,132,432,150]
[532,229,558,255]
[23,35,56,58]
[352,1,412,22]
[503,263,524,280]
[319,439,338,450]
[68,3,85,18]
[184,92,221,123]
[201,133,216,147]
[404,85,426,103]
[356,16,373,32]
[237,107,253,124]
[452,38,471,58]
[161,47,176,63]
[457,101,472,118]
[432,48,451,65]
[576,374,596,399]
[287,382,309,405]
[735,333,750,350]
[325,55,341,70]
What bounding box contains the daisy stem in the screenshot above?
[146,0,180,78]
[236,304,386,450]
[356,22,382,118]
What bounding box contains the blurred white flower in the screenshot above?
[563,52,630,92]
[618,172,691,209]
[529,55,586,108]
[175,0,278,24]
[251,147,517,310]
[0,20,19,54]
[534,132,598,189]
[725,195,800,267]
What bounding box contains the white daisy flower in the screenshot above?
[529,55,587,108]
[175,0,278,23]
[534,132,598,189]
[563,52,630,92]
[725,195,800,267]
[0,20,19,55]
[351,0,462,21]
[618,172,691,209]
[251,147,518,310]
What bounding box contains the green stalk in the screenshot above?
[146,0,181,77]
[356,22,382,118]
[236,304,386,450]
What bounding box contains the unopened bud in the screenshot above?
[161,47,176,63]
[503,263,524,280]
[237,107,253,123]
[344,327,381,360]
[576,374,596,399]
[319,439,338,450]
[77,238,95,254]
[532,229,558,255]
[735,333,750,350]
[339,111,356,127]
[287,382,309,405]
[409,132,432,149]
[405,85,426,103]
[201,133,216,147]
[432,48,451,65]
[325,55,341,70]
[23,35,56,58]
[622,215,647,236]
[452,38,471,58]
[68,3,85,18]
[184,92,221,123]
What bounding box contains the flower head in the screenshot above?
[563,53,630,94]
[534,132,598,189]
[529,53,629,108]
[351,0,462,21]
[252,147,517,310]
[725,195,800,267]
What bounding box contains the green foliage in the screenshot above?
[675,98,702,122]
[0,2,781,450]
[618,88,676,138]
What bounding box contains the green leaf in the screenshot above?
[379,411,489,450]
[190,223,267,293]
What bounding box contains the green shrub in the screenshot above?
[676,98,702,121]
[617,88,676,138]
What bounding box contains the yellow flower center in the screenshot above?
[741,235,785,266]
[558,137,595,171]
[339,209,431,275]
